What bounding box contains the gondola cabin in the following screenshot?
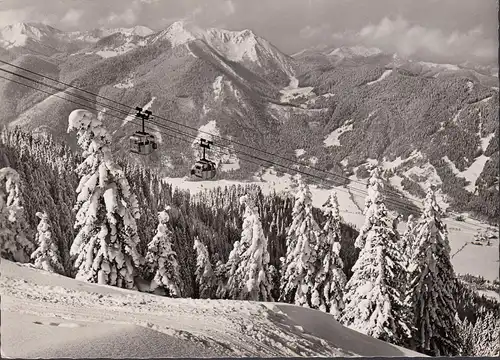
[129,107,158,155]
[191,159,217,180]
[130,131,158,155]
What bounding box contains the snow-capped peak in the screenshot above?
[150,21,293,74]
[150,20,197,46]
[101,25,154,38]
[0,22,61,48]
[328,45,383,58]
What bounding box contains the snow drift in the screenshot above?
[0,259,425,357]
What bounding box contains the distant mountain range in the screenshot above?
[0,21,498,222]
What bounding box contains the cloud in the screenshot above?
[223,0,236,16]
[300,24,330,39]
[333,16,497,63]
[99,2,140,27]
[61,9,84,27]
[0,8,33,28]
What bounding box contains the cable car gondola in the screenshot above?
[191,138,217,180]
[130,107,158,155]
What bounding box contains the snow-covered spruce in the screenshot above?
[279,181,321,307]
[354,167,384,249]
[145,208,183,297]
[31,211,64,274]
[0,167,33,262]
[471,311,500,356]
[311,191,347,318]
[67,109,143,289]
[400,214,416,267]
[193,236,215,299]
[405,187,461,356]
[225,194,274,301]
[341,167,411,346]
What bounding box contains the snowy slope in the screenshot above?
[0,23,62,48]
[0,260,425,357]
[150,21,295,77]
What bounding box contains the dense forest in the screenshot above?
[0,122,498,357]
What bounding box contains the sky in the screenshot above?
[0,0,498,65]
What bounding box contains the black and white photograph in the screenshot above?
[0,0,498,358]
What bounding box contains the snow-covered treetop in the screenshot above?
[366,167,384,206]
[36,211,47,220]
[67,109,112,157]
[158,206,172,223]
[294,180,313,209]
[0,167,20,184]
[0,167,22,209]
[322,191,340,219]
[422,187,442,219]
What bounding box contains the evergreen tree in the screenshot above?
[68,109,143,289]
[0,167,33,262]
[406,187,462,356]
[146,208,183,297]
[457,316,474,356]
[472,311,500,356]
[214,259,228,299]
[279,181,321,307]
[354,167,385,250]
[193,236,215,299]
[311,191,347,318]
[341,167,411,346]
[400,214,416,267]
[31,211,64,274]
[225,195,274,301]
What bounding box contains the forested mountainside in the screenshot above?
[0,21,498,223]
[1,124,498,357]
[0,127,360,296]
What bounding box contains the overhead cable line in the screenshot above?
[0,70,425,216]
[0,67,493,231]
[0,59,423,203]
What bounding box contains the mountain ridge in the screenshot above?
[0,21,498,223]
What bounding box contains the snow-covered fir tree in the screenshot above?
[471,311,500,357]
[354,167,384,249]
[214,259,228,299]
[341,167,411,346]
[146,208,182,297]
[225,194,273,301]
[457,316,474,356]
[31,211,64,274]
[279,181,321,307]
[67,109,143,289]
[311,191,347,318]
[193,237,215,299]
[405,187,461,356]
[0,167,33,262]
[400,214,416,267]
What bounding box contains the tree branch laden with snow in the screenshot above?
[355,167,385,249]
[341,167,411,346]
[68,109,143,289]
[193,236,215,299]
[31,211,64,274]
[0,167,33,262]
[146,207,183,297]
[405,188,461,356]
[311,191,347,318]
[279,181,321,307]
[225,194,274,301]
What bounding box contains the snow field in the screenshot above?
[0,260,425,357]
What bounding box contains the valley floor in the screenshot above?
[0,260,424,358]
